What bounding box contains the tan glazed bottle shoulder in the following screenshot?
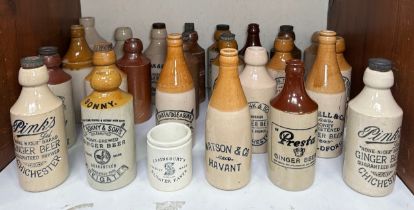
[267,37,293,71]
[63,25,93,70]
[157,33,194,93]
[306,30,345,93]
[210,49,247,112]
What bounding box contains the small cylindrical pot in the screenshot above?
[147,122,192,192]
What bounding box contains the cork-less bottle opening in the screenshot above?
[319,30,337,44]
[336,36,346,53]
[167,33,183,46]
[286,59,305,75]
[220,48,238,57]
[70,25,85,37]
[244,46,268,66]
[147,122,192,148]
[275,37,294,52]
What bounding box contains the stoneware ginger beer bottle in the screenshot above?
[207,24,230,97]
[270,25,301,59]
[144,23,167,103]
[304,31,319,78]
[39,46,77,147]
[79,17,106,50]
[117,38,152,123]
[183,24,206,103]
[155,34,196,143]
[10,56,69,192]
[268,60,318,191]
[336,36,352,102]
[305,30,346,158]
[210,33,244,93]
[239,23,263,58]
[84,42,128,96]
[343,58,403,197]
[205,48,252,190]
[113,27,133,60]
[183,32,200,119]
[63,25,93,123]
[81,54,136,191]
[239,47,276,153]
[267,36,294,95]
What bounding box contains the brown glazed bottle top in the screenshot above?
[267,37,293,70]
[157,33,194,93]
[306,30,344,93]
[118,38,150,66]
[39,46,71,85]
[63,25,93,69]
[209,48,247,112]
[271,60,318,113]
[124,38,143,53]
[336,36,351,71]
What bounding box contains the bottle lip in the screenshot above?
[220,48,238,57]
[147,122,192,148]
[152,22,166,29]
[280,25,294,32]
[38,46,58,56]
[220,32,235,41]
[21,56,44,69]
[79,17,95,26]
[286,59,305,74]
[247,23,260,33]
[368,58,392,72]
[216,24,230,31]
[93,41,113,52]
[184,22,195,32]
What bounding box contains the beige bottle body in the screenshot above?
[268,109,317,191]
[267,68,285,95]
[81,99,136,190]
[205,106,252,190]
[48,80,77,147]
[63,66,93,122]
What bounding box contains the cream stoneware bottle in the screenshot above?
[240,46,276,154]
[84,42,127,96]
[267,36,294,95]
[79,17,106,50]
[10,56,69,192]
[205,48,252,190]
[305,30,346,158]
[155,33,196,144]
[39,46,77,147]
[114,27,133,60]
[144,23,167,102]
[81,53,136,191]
[343,58,403,197]
[63,25,93,123]
[268,60,318,191]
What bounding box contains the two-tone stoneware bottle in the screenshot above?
[267,36,293,95]
[305,30,346,158]
[336,36,352,102]
[183,32,200,119]
[268,60,318,191]
[205,48,252,190]
[79,17,106,50]
[343,58,402,197]
[304,31,319,78]
[183,23,206,103]
[144,23,167,103]
[155,34,196,143]
[62,25,93,123]
[114,27,133,59]
[239,23,263,58]
[84,42,128,96]
[117,38,152,123]
[210,33,244,94]
[270,25,301,59]
[239,47,276,154]
[81,55,136,191]
[39,46,76,147]
[207,24,230,96]
[10,56,69,192]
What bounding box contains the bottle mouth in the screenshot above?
[21,56,44,69]
[368,58,392,72]
[319,30,337,44]
[319,30,336,37]
[167,33,183,46]
[153,22,166,29]
[220,48,238,57]
[39,46,58,56]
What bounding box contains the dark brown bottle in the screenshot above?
[239,23,263,57]
[268,59,318,191]
[183,32,200,119]
[116,38,152,124]
[270,25,302,59]
[183,23,206,103]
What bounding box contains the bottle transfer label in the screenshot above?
[11,107,69,191]
[267,69,285,95]
[343,108,401,196]
[341,69,352,102]
[307,90,346,158]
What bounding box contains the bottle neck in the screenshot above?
[244,33,261,47]
[123,52,140,60]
